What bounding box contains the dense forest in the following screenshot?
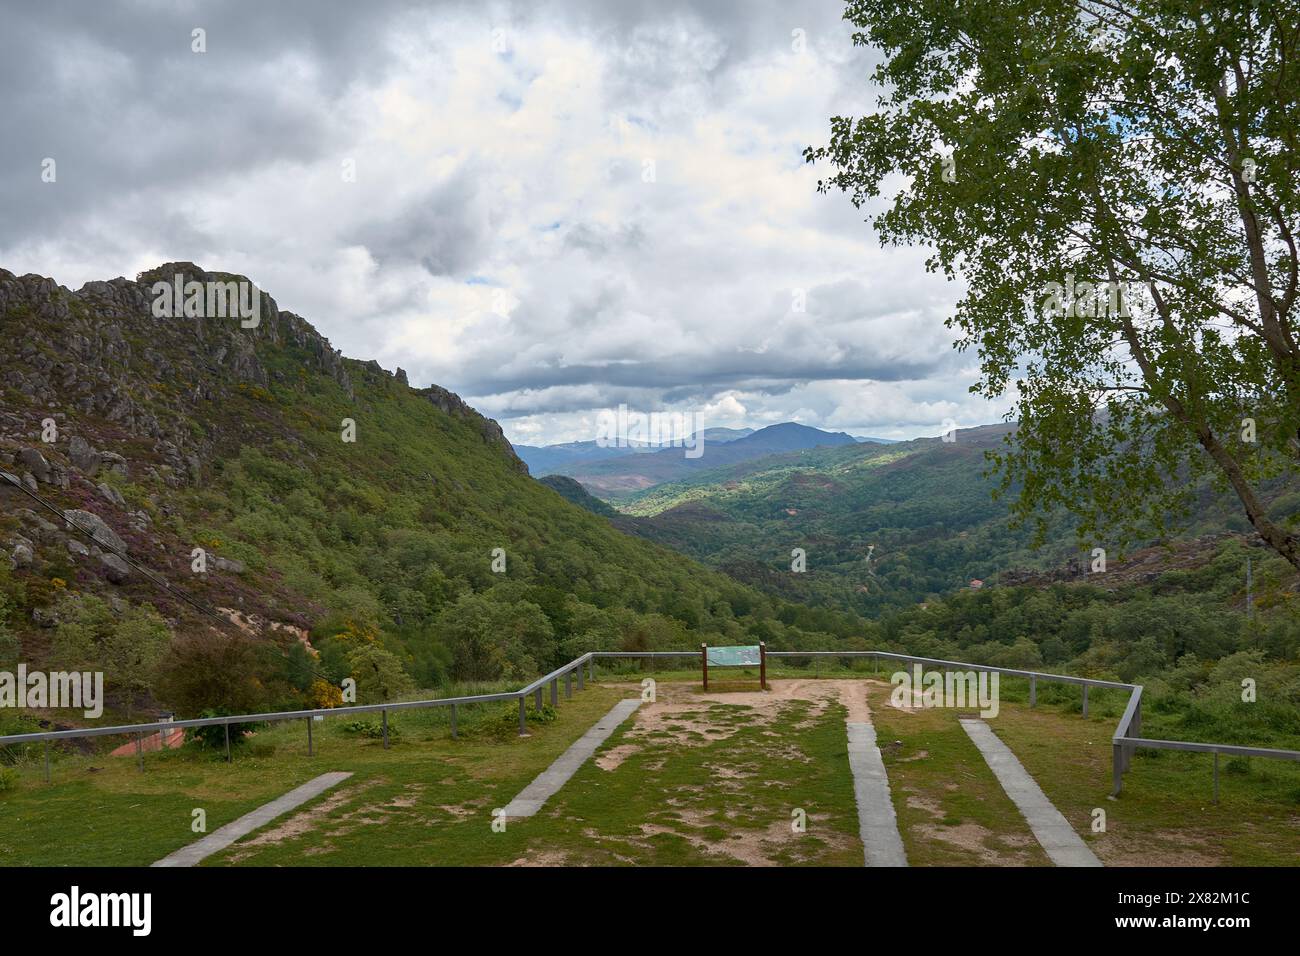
[2,266,1297,759]
[615,425,1295,617]
[0,266,863,734]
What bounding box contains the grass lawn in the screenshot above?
[862,680,1051,865]
[497,678,865,865]
[860,673,1300,867]
[3,664,1297,866]
[991,705,1300,866]
[1,686,628,866]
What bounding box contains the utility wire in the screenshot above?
[2,469,230,625]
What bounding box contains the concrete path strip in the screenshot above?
[501,698,642,819]
[846,721,908,867]
[151,771,353,867]
[959,719,1102,867]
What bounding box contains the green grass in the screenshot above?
[4,672,1297,867]
[0,688,626,866]
[502,688,864,865]
[862,675,1300,867]
[990,706,1300,867]
[863,680,1051,865]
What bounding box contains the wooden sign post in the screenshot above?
[701,643,766,691]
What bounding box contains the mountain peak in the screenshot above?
[733,422,857,451]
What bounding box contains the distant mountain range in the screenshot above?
[517,422,861,495]
[514,426,753,476]
[542,420,1277,616]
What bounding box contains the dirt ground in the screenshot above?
[570,679,875,865]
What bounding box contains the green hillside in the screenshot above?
[537,474,620,518]
[1,263,1296,766]
[617,424,1287,617]
[0,264,862,735]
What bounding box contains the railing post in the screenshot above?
[518,696,527,736]
[136,733,144,773]
[1029,675,1037,707]
[578,662,585,690]
[1112,742,1123,796]
[382,708,389,749]
[307,717,313,756]
[589,658,595,682]
[534,687,543,711]
[550,678,558,707]
[1082,684,1089,718]
[565,670,572,699]
[451,703,458,739]
[1127,697,1142,770]
[224,722,232,763]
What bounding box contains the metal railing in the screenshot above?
[3,649,1296,799]
[767,650,1300,798]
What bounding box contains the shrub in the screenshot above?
[186,710,267,752]
[472,702,556,741]
[340,718,400,740]
[156,632,269,718]
[345,643,416,704]
[307,678,343,709]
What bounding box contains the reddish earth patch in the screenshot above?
[109,727,184,756]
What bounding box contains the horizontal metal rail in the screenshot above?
[586,651,699,658]
[1122,737,1300,760]
[3,648,1296,801]
[0,691,526,744]
[517,653,595,697]
[767,650,1134,690]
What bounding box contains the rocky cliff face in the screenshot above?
[1,263,352,486]
[0,262,522,488]
[0,262,523,630]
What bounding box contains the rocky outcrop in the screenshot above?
[417,384,527,474]
[98,553,131,584]
[0,263,524,487]
[62,509,127,555]
[68,436,99,475]
[0,261,532,638]
[10,538,34,569]
[211,555,246,574]
[0,263,356,486]
[18,448,51,483]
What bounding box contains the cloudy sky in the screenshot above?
[2,0,1013,445]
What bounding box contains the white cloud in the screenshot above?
[0,0,1010,445]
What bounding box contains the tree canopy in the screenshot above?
[807,0,1300,570]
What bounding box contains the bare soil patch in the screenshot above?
[225,777,383,860]
[600,679,879,765]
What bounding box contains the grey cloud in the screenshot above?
[356,170,493,276]
[563,222,645,256]
[0,0,432,247]
[0,0,982,444]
